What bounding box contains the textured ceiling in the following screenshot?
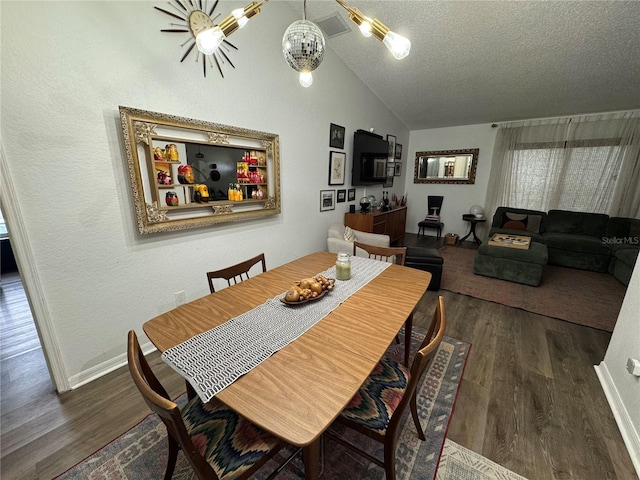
[287,1,640,130]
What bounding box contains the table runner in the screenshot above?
[161,256,391,403]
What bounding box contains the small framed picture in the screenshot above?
[386,134,396,160]
[329,123,345,149]
[395,143,402,160]
[394,162,402,176]
[329,151,346,185]
[384,176,393,188]
[348,188,356,201]
[386,164,395,177]
[320,190,335,211]
[337,189,346,203]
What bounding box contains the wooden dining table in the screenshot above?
[143,251,431,479]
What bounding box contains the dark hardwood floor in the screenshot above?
[0,239,637,479]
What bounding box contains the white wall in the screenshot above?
[403,124,497,239]
[596,255,640,475]
[0,1,409,388]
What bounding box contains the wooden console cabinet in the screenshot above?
[344,206,407,245]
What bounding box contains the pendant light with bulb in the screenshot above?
[282,0,325,88]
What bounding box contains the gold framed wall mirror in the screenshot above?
[414,148,479,184]
[119,106,281,234]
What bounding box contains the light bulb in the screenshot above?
[232,8,249,28]
[359,20,372,37]
[299,71,313,88]
[382,30,411,59]
[196,27,226,55]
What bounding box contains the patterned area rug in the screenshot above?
[55,333,470,480]
[437,440,529,480]
[439,246,626,331]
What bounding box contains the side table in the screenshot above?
[460,214,486,245]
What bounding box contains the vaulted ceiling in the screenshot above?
[289,1,640,130]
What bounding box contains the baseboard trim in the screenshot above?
[68,341,157,390]
[595,362,640,477]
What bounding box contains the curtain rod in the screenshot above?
[490,108,640,128]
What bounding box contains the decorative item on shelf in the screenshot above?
[156,168,172,185]
[256,186,264,199]
[382,191,390,211]
[359,196,371,213]
[251,188,258,199]
[237,161,249,183]
[153,147,166,161]
[155,0,410,84]
[335,252,351,280]
[470,204,485,218]
[165,191,179,206]
[167,143,179,161]
[194,184,210,202]
[391,192,407,207]
[177,164,195,184]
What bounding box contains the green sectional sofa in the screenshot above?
[485,206,639,286]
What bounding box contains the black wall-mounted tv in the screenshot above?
[352,130,389,186]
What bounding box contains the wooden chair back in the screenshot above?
[207,253,267,293]
[127,330,217,479]
[353,241,407,266]
[388,296,446,443]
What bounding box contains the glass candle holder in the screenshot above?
[336,252,351,280]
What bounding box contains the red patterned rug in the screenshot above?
[439,246,626,332]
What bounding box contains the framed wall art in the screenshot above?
[348,188,356,201]
[329,123,345,149]
[329,151,346,185]
[386,134,396,161]
[394,162,402,176]
[386,164,395,177]
[395,143,402,160]
[337,189,346,203]
[320,190,335,211]
[384,176,393,188]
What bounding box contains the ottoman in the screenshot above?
[405,247,443,290]
[473,242,548,286]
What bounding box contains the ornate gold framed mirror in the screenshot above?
[119,106,281,234]
[414,148,478,184]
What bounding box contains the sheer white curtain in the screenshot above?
[485,111,640,223]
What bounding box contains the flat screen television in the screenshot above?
[352,130,389,185]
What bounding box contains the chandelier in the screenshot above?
[155,0,411,86]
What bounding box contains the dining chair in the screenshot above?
[352,241,407,266]
[325,296,446,480]
[354,241,413,365]
[206,253,267,293]
[127,330,297,480]
[418,195,444,239]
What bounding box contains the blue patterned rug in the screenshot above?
[55,332,470,480]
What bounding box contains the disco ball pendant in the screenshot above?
[282,20,325,73]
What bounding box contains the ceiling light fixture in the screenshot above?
[155,0,410,83]
[334,0,411,59]
[282,0,325,88]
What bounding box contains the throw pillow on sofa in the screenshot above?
[344,226,356,242]
[501,212,543,233]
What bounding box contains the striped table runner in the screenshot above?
[161,256,391,403]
